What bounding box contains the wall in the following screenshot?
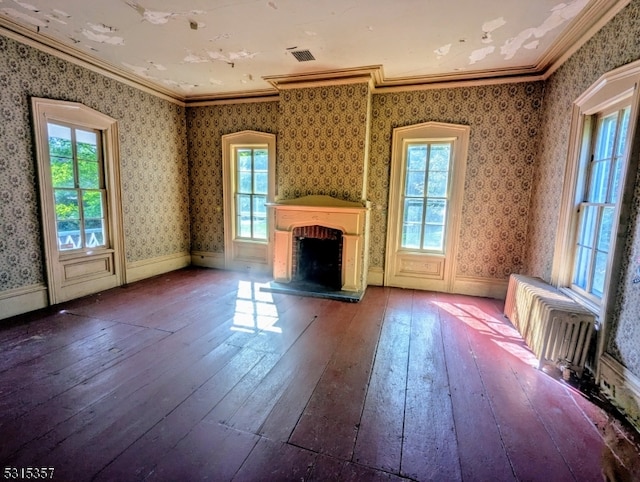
[368,84,544,287]
[187,101,279,259]
[277,83,371,203]
[525,0,640,427]
[0,33,190,314]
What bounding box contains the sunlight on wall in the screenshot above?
[232,281,282,334]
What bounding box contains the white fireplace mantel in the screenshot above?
[267,195,370,292]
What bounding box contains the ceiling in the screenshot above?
[0,0,627,101]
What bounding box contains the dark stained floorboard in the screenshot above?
[0,267,638,481]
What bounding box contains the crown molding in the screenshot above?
[542,0,632,80]
[263,65,382,91]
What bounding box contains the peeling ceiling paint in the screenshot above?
[0,0,613,98]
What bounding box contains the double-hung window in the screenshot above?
[47,122,107,251]
[572,105,630,301]
[222,130,275,273]
[401,141,452,252]
[235,147,268,241]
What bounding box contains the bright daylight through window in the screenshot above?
[235,147,268,241]
[47,122,107,251]
[401,141,452,252]
[572,105,630,300]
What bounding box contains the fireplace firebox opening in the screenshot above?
[292,226,343,290]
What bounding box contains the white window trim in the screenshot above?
[222,130,276,272]
[385,121,469,292]
[32,97,126,303]
[552,59,640,366]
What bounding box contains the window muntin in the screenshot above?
[401,141,452,252]
[571,105,630,299]
[235,147,268,241]
[47,122,107,251]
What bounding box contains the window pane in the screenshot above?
[55,189,79,220]
[237,149,252,170]
[616,107,630,157]
[596,206,614,252]
[593,113,617,161]
[573,246,590,290]
[591,251,607,297]
[50,157,74,188]
[425,199,446,224]
[423,225,444,250]
[403,198,424,224]
[427,170,448,197]
[78,160,100,188]
[577,205,597,248]
[82,190,104,219]
[402,199,423,249]
[85,218,105,247]
[238,171,252,193]
[405,170,425,196]
[57,220,80,250]
[254,149,268,170]
[609,158,622,204]
[429,143,451,171]
[48,123,72,157]
[587,160,610,203]
[407,145,427,170]
[236,194,251,238]
[76,129,98,162]
[252,195,267,240]
[254,172,268,195]
[402,223,421,249]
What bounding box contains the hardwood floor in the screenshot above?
[1,267,638,481]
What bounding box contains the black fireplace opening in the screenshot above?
[294,237,342,290]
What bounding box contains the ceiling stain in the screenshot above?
[125,1,206,26]
[434,44,451,58]
[469,45,495,65]
[81,28,125,45]
[1,7,48,27]
[501,0,588,60]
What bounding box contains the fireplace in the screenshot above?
[292,225,343,290]
[268,195,370,295]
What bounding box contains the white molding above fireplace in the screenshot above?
[268,196,370,293]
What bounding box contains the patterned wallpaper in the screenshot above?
[368,84,544,277]
[187,102,278,253]
[277,84,371,203]
[0,33,190,293]
[525,0,640,373]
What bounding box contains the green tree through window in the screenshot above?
[48,122,106,251]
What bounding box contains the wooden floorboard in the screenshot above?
[1,267,638,481]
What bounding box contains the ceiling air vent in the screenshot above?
[291,49,315,62]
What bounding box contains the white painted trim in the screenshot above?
[191,251,226,269]
[367,267,384,286]
[0,284,48,321]
[550,61,640,377]
[385,122,470,293]
[31,97,127,304]
[126,252,190,283]
[222,131,276,272]
[599,353,640,432]
[452,276,509,299]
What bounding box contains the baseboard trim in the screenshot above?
[367,267,384,286]
[126,252,191,283]
[0,283,48,320]
[599,353,640,432]
[191,251,225,269]
[452,276,509,299]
